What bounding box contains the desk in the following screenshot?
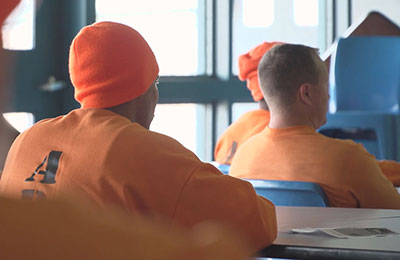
[260,207,400,260]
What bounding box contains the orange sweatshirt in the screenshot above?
[230,126,400,209]
[378,160,400,186]
[0,196,250,260]
[0,108,276,250]
[215,109,270,164]
[214,110,400,185]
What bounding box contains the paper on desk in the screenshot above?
[291,227,399,239]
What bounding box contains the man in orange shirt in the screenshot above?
[214,44,400,187]
[214,42,280,165]
[230,44,400,209]
[0,21,277,251]
[0,2,251,259]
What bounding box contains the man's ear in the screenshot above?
[299,83,312,105]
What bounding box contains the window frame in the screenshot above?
[89,0,335,160]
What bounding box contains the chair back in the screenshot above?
[247,179,329,207]
[217,164,230,174]
[329,36,400,112]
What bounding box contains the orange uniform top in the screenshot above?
[230,126,400,209]
[214,109,400,184]
[215,109,270,164]
[0,108,277,250]
[0,196,250,260]
[378,160,400,187]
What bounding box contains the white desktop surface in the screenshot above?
[260,206,400,259]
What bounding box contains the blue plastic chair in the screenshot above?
[329,36,400,112]
[323,36,400,160]
[319,112,400,160]
[246,179,329,207]
[217,164,230,174]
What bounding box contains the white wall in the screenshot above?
[352,0,400,26]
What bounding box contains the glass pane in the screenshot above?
[150,104,208,160]
[2,0,35,50]
[233,0,326,74]
[232,102,259,122]
[243,0,274,27]
[3,112,35,133]
[293,0,319,26]
[96,0,205,76]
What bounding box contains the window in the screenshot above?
[3,112,35,133]
[232,102,259,122]
[293,0,319,26]
[2,0,35,50]
[96,0,206,76]
[150,104,210,161]
[243,0,274,27]
[232,0,327,74]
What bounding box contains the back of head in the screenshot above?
[258,44,321,110]
[69,21,159,109]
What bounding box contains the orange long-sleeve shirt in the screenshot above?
[230,126,400,209]
[214,109,400,184]
[215,109,270,164]
[378,160,400,186]
[0,108,276,250]
[0,196,251,260]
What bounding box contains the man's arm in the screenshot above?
[348,148,400,209]
[378,160,400,187]
[172,163,277,252]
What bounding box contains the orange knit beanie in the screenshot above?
[69,21,159,108]
[238,42,282,102]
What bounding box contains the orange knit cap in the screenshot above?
[238,42,282,101]
[69,21,159,108]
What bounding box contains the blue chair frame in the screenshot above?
[246,179,329,207]
[319,112,400,160]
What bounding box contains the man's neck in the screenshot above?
[268,109,316,129]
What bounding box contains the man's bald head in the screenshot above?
[258,44,325,110]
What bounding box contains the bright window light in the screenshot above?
[150,104,206,159]
[3,112,35,133]
[243,0,274,27]
[2,0,35,50]
[232,102,259,122]
[96,0,203,76]
[293,0,319,27]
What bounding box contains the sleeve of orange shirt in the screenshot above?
[172,162,277,252]
[378,160,400,187]
[214,110,270,165]
[346,146,400,209]
[0,196,250,260]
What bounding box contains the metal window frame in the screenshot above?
[87,0,334,159]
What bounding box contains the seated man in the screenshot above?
[0,3,250,260]
[214,42,280,165]
[214,43,400,187]
[0,21,276,251]
[230,44,400,209]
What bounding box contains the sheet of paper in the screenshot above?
[291,227,399,239]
